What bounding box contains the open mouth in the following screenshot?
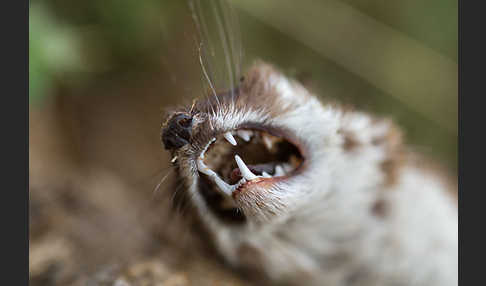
[196,126,304,222]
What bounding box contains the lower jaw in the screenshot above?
[194,127,305,223]
[198,175,247,224]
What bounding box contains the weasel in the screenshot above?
[160,0,457,284]
[161,61,457,286]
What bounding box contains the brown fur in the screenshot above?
[375,122,406,187]
[341,130,360,152]
[239,61,306,117]
[371,198,388,218]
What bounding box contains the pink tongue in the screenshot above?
[229,163,276,184]
[229,168,244,184]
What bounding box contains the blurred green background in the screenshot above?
[29,0,457,170]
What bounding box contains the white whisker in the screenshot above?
[198,43,218,100]
[171,183,186,205]
[192,0,224,113]
[212,1,235,102]
[152,167,175,197]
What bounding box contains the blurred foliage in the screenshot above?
[29,0,457,101]
[29,0,457,169]
[29,0,186,103]
[340,0,457,61]
[29,3,84,103]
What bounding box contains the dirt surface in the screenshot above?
[29,73,252,285]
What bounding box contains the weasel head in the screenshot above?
[162,62,341,223]
[161,61,405,281]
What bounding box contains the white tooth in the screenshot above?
[262,135,273,150]
[274,165,285,176]
[223,132,237,146]
[197,158,217,177]
[213,175,233,196]
[282,163,293,173]
[197,157,233,196]
[199,138,216,159]
[262,171,272,178]
[235,155,258,180]
[237,130,252,142]
[195,137,238,197]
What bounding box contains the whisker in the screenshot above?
[219,0,243,108]
[171,183,186,205]
[152,167,175,198]
[212,1,235,101]
[198,42,219,101]
[191,0,227,114]
[224,1,243,85]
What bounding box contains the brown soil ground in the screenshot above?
[29,72,252,285]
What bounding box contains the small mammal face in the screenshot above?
[161,62,457,286]
[162,62,321,224]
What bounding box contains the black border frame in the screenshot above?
[4,0,29,284]
[459,0,482,285]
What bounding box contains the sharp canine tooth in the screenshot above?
[196,137,236,197]
[197,139,218,176]
[274,165,285,176]
[213,175,233,195]
[224,132,237,146]
[197,158,233,196]
[235,155,258,180]
[199,138,216,159]
[237,130,252,142]
[262,171,272,178]
[197,158,217,177]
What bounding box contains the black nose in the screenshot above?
[161,113,193,150]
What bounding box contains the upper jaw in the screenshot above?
[195,124,305,198]
[196,132,268,197]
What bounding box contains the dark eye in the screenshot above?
[161,113,193,150]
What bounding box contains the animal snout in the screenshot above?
[162,113,193,150]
